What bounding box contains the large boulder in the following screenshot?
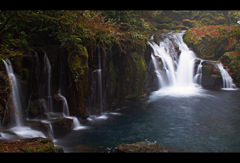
[201,61,223,89]
[183,25,239,59]
[0,137,58,153]
[117,142,178,153]
[50,117,73,138]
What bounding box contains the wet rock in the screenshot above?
[50,117,73,138]
[202,61,223,89]
[24,120,50,138]
[117,142,178,153]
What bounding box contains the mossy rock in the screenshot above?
[118,142,178,153]
[183,25,239,60]
[106,49,146,103]
[220,51,240,86]
[0,137,57,153]
[201,61,223,90]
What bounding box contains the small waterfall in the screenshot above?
[97,46,103,113]
[34,51,53,114]
[148,31,199,95]
[43,53,53,113]
[216,62,236,89]
[88,46,104,115]
[57,90,84,130]
[151,54,164,88]
[3,59,23,126]
[57,91,70,117]
[193,60,203,85]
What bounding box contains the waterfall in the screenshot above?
[57,91,70,117]
[148,31,200,95]
[216,62,236,89]
[57,90,85,130]
[3,59,45,138]
[148,31,237,95]
[151,54,164,88]
[3,59,23,126]
[43,52,53,113]
[35,51,53,114]
[87,46,104,115]
[97,46,103,113]
[193,60,203,85]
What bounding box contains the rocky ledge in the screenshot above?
[0,137,63,153]
[117,142,178,153]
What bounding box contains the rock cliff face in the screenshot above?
[0,41,147,128]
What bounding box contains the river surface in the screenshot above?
[56,88,240,152]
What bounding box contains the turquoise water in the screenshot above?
[56,89,240,152]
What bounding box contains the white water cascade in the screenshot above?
[57,90,85,130]
[216,62,236,90]
[193,60,203,85]
[148,31,201,96]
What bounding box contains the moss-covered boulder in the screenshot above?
[201,61,223,89]
[50,117,73,138]
[117,142,178,153]
[220,50,240,86]
[183,25,239,59]
[0,137,58,153]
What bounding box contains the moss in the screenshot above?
[123,53,146,100]
[0,138,56,153]
[220,51,240,84]
[184,25,238,59]
[69,44,89,84]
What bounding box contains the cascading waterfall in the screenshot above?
[148,31,201,95]
[216,62,236,89]
[57,90,84,130]
[148,31,237,95]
